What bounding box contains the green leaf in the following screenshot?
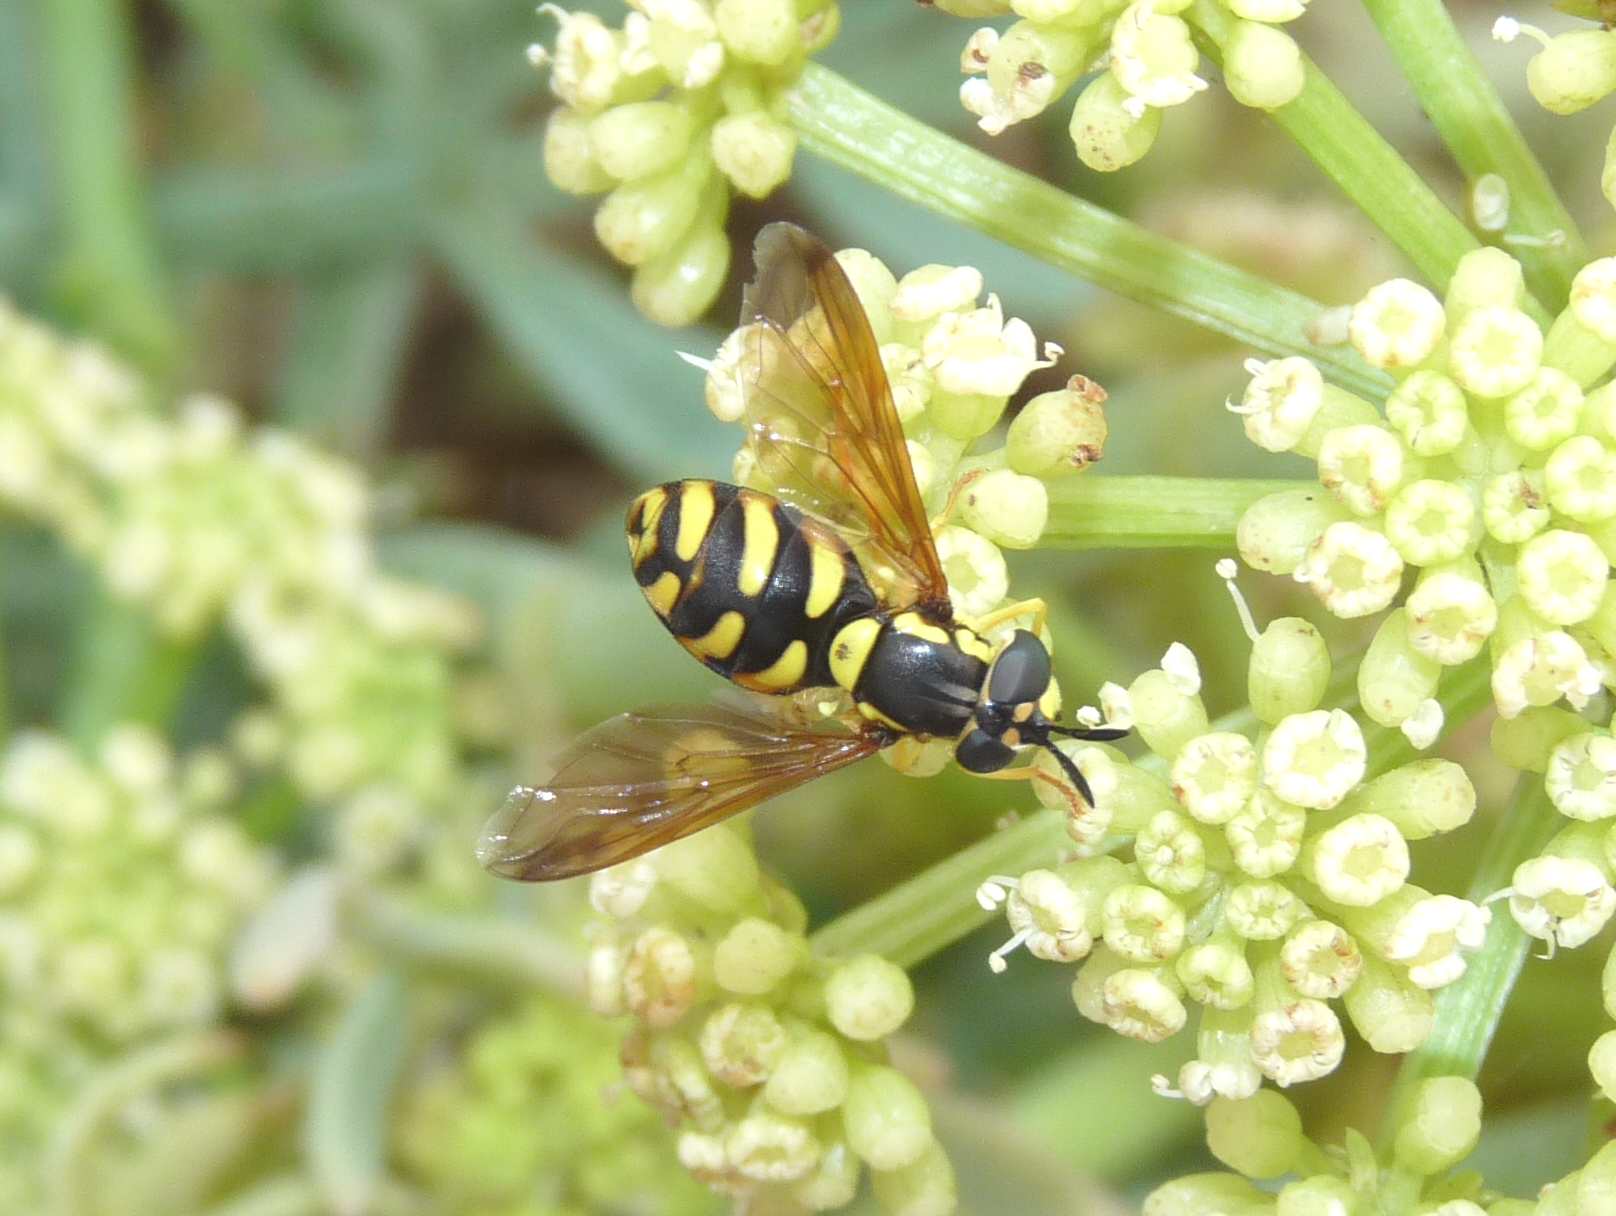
[304,972,410,1216]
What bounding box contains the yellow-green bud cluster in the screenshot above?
[1495,17,1616,213]
[0,726,275,1043]
[1235,251,1616,742]
[1146,1079,1505,1213]
[705,244,1100,629]
[396,993,718,1215]
[535,2,841,326]
[941,1,1308,173]
[585,823,956,1213]
[988,638,1486,1094]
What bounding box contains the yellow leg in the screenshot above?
[971,761,1079,814]
[963,596,1048,639]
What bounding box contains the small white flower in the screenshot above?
[1491,629,1602,718]
[1098,681,1134,730]
[1174,1056,1263,1105]
[1262,709,1367,810]
[1279,919,1362,999]
[1102,884,1186,962]
[1110,5,1207,111]
[1307,813,1410,907]
[1382,895,1490,989]
[1160,642,1201,694]
[921,296,1058,397]
[1225,789,1306,879]
[1229,356,1323,452]
[1399,699,1445,750]
[1349,278,1445,369]
[725,1112,820,1182]
[537,5,622,110]
[1316,424,1406,516]
[1507,856,1616,949]
[1405,572,1497,665]
[623,926,699,1027]
[590,860,659,919]
[891,264,984,324]
[987,869,1096,972]
[1448,306,1543,399]
[1515,528,1610,626]
[1225,879,1308,940]
[1545,733,1616,821]
[1250,998,1345,1085]
[1571,258,1616,343]
[934,525,1009,620]
[1100,968,1188,1042]
[1299,522,1405,619]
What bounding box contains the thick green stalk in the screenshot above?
[38,0,177,374]
[1042,476,1314,549]
[1359,0,1587,307]
[1378,778,1561,1147]
[1189,3,1549,327]
[63,593,197,752]
[785,64,1392,403]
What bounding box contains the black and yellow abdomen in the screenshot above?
[627,480,879,694]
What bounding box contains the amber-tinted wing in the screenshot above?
[736,223,950,613]
[477,702,884,881]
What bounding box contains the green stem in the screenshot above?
[1188,4,1495,302]
[39,0,177,374]
[1042,476,1314,549]
[63,591,198,752]
[1359,0,1588,308]
[350,888,583,995]
[785,64,1392,403]
[1377,777,1561,1150]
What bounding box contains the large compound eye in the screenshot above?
[955,727,1015,773]
[988,629,1052,706]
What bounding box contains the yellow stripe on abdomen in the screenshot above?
[737,640,808,691]
[675,481,716,563]
[737,494,779,597]
[685,610,746,661]
[804,540,845,619]
[829,617,882,693]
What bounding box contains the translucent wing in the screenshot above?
[736,223,950,614]
[477,702,885,881]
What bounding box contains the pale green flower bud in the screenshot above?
[1237,490,1350,576]
[1227,789,1306,879]
[594,153,712,267]
[1110,6,1206,111]
[1446,246,1524,324]
[544,107,615,194]
[1383,479,1480,566]
[1504,367,1585,450]
[699,1001,788,1086]
[1350,278,1445,371]
[1546,732,1616,820]
[1223,21,1304,110]
[1342,954,1433,1052]
[1347,759,1476,840]
[1489,705,1587,772]
[1385,370,1469,457]
[765,1027,850,1115]
[1316,424,1407,517]
[958,468,1048,549]
[833,249,899,344]
[1144,1174,1273,1216]
[1207,1090,1306,1178]
[1251,994,1344,1085]
[1006,379,1108,477]
[1508,851,1616,948]
[710,110,797,199]
[623,926,704,1027]
[1303,812,1410,906]
[842,1064,933,1171]
[871,1139,957,1216]
[1263,709,1366,810]
[1481,469,1550,544]
[1292,387,1383,461]
[926,390,1007,440]
[714,917,802,995]
[1517,528,1610,625]
[1525,29,1616,114]
[892,265,982,330]
[1069,70,1162,171]
[631,221,730,326]
[1299,522,1404,619]
[1582,1141,1616,1212]
[653,822,759,912]
[1358,610,1441,728]
[787,1138,858,1208]
[1405,565,1496,666]
[1592,1028,1616,1102]
[1226,879,1308,940]
[1448,307,1543,399]
[825,954,914,1040]
[1280,918,1361,999]
[1277,1175,1358,1216]
[1178,936,1255,1009]
[589,101,695,182]
[1131,665,1210,762]
[1393,1076,1482,1174]
[1245,618,1331,725]
[1171,731,1259,825]
[713,0,798,64]
[935,524,1008,619]
[1546,435,1616,524]
[1102,883,1187,962]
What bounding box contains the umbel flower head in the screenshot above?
[584,821,956,1214]
[535,1,841,325]
[982,581,1487,1101]
[939,0,1308,173]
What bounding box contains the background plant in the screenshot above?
[1,0,1615,1213]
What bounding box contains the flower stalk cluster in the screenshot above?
[535,1,840,325]
[1495,15,1616,214]
[936,0,1309,172]
[585,822,955,1214]
[702,241,1106,624]
[986,624,1488,1101]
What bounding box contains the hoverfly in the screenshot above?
[479,224,1125,882]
